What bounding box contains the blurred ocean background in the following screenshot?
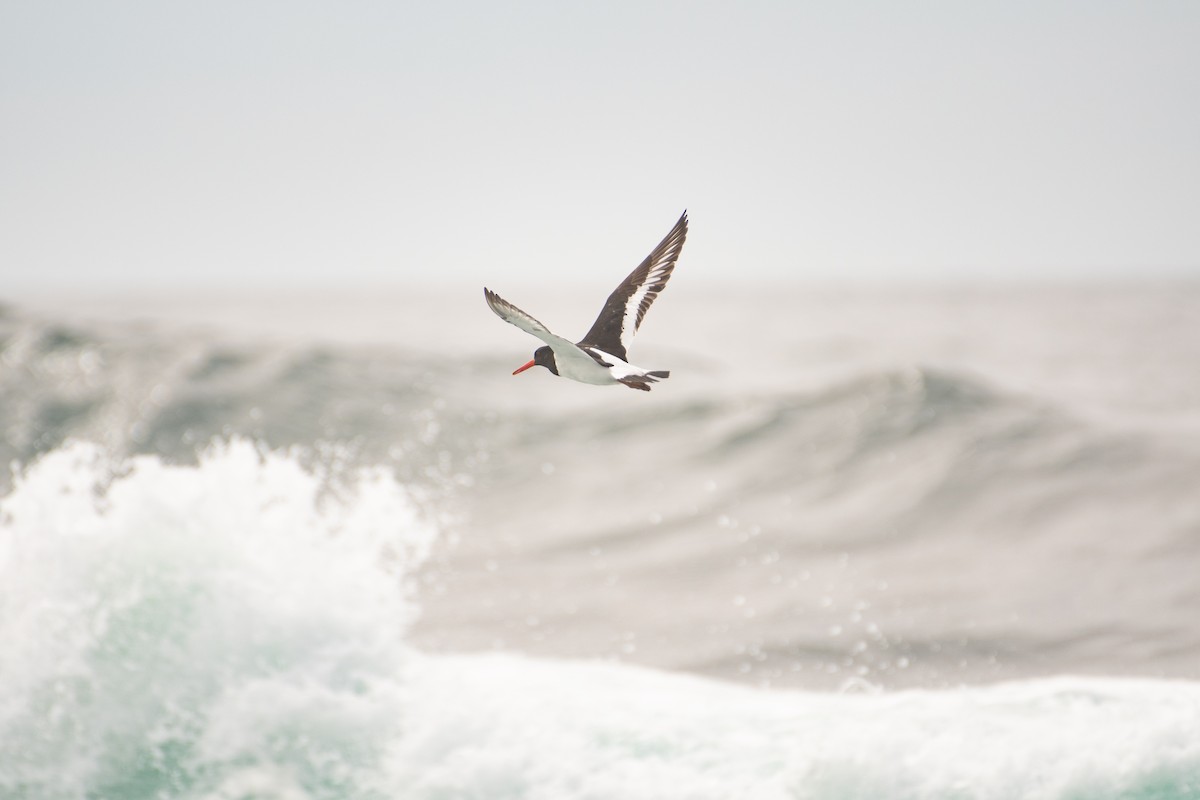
[2,284,1199,798]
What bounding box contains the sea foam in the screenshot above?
[0,440,431,799]
[2,442,1199,800]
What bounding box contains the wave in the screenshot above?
[2,442,1199,799]
[0,312,459,492]
[5,307,1200,690]
[412,364,1200,689]
[401,655,1200,800]
[0,441,433,799]
[1,306,1181,479]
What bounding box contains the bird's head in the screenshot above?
[513,346,558,376]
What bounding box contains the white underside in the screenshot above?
[552,344,656,386]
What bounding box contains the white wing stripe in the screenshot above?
[619,259,672,354]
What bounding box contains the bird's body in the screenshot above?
[484,211,688,392]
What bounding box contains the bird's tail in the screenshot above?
[618,370,670,391]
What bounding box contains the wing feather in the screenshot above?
[484,287,560,343]
[483,287,601,373]
[579,211,688,360]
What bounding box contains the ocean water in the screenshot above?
[2,284,1199,798]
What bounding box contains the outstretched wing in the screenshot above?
[484,287,562,345]
[578,210,688,360]
[483,287,601,372]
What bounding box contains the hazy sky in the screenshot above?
[2,1,1198,293]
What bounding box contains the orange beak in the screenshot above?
[512,359,536,375]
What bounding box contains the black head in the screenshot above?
[513,345,558,376]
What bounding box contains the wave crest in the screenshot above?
[0,440,433,798]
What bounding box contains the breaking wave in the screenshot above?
[2,442,1199,799]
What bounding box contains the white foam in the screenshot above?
[2,443,1198,800]
[0,440,432,798]
[393,653,1200,800]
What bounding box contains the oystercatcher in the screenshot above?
[484,211,688,392]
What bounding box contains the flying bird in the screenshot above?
[484,211,688,392]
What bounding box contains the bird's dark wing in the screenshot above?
[578,210,688,360]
